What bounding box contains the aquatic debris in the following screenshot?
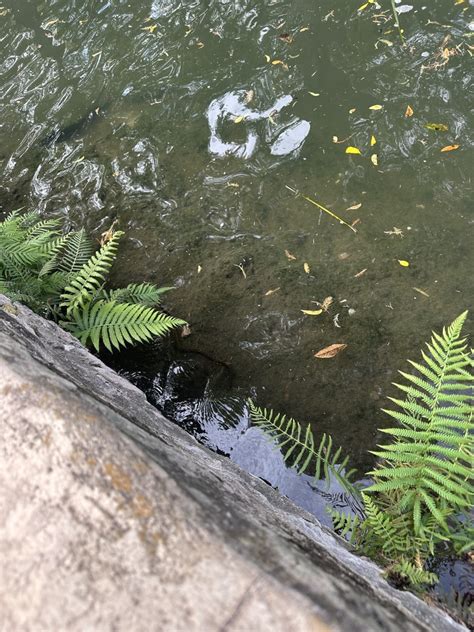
[301,309,322,316]
[405,105,414,117]
[304,262,310,274]
[265,288,281,296]
[440,144,460,152]
[346,203,362,211]
[413,287,430,298]
[370,154,378,166]
[369,104,383,111]
[346,146,362,155]
[303,195,357,233]
[284,249,296,261]
[398,259,410,267]
[384,227,404,237]
[425,123,448,131]
[354,269,367,278]
[314,343,347,359]
[370,135,377,146]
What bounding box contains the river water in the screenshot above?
[1,0,473,571]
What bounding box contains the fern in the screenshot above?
[248,400,359,497]
[107,282,173,305]
[366,311,474,534]
[64,300,186,352]
[389,560,438,588]
[60,231,123,313]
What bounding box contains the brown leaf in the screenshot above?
[278,33,293,44]
[314,343,347,359]
[440,144,460,152]
[404,104,414,118]
[284,249,297,261]
[321,296,333,311]
[346,203,362,211]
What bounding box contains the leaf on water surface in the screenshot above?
[369,104,383,110]
[272,60,288,69]
[308,91,320,97]
[425,123,448,131]
[398,259,410,267]
[301,309,323,316]
[142,24,158,33]
[278,33,293,44]
[264,54,271,62]
[378,39,393,47]
[346,146,362,155]
[346,203,362,211]
[358,0,376,10]
[405,105,414,117]
[304,262,311,274]
[349,108,356,114]
[440,144,460,152]
[371,153,378,166]
[314,343,347,359]
[300,27,310,32]
[321,296,333,311]
[244,90,254,104]
[370,135,377,146]
[233,115,245,124]
[265,288,280,296]
[354,268,367,278]
[413,287,430,297]
[284,249,296,261]
[332,135,339,143]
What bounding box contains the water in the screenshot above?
[1,0,473,592]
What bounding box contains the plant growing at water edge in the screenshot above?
[0,211,185,351]
[249,312,473,588]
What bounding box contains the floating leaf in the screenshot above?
[425,123,448,131]
[284,249,296,261]
[358,0,375,10]
[278,33,293,44]
[321,296,333,311]
[405,105,414,117]
[440,144,460,152]
[314,343,347,359]
[308,91,320,97]
[142,24,158,33]
[197,265,202,273]
[370,135,377,146]
[413,287,429,297]
[349,108,356,114]
[244,90,254,103]
[369,104,383,110]
[346,203,362,211]
[332,135,339,143]
[304,262,310,274]
[378,39,393,46]
[264,54,271,62]
[233,115,245,124]
[371,153,378,166]
[300,26,310,32]
[301,309,322,316]
[265,287,281,296]
[346,146,361,155]
[398,259,410,267]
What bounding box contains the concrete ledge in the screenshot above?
[0,296,465,631]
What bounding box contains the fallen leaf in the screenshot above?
[233,115,245,124]
[308,91,320,96]
[346,146,362,155]
[425,123,448,131]
[440,144,460,152]
[398,259,410,267]
[314,343,347,359]
[196,41,204,48]
[354,268,367,278]
[351,218,361,228]
[244,89,254,103]
[304,262,310,274]
[197,264,202,273]
[278,33,293,44]
[369,104,383,110]
[378,39,393,46]
[272,60,288,70]
[413,287,430,297]
[265,287,281,296]
[338,252,350,260]
[321,296,333,311]
[142,24,158,33]
[332,135,339,143]
[284,249,297,261]
[346,203,362,211]
[370,134,377,146]
[181,324,192,337]
[300,26,310,32]
[349,108,356,114]
[264,54,271,62]
[405,105,414,117]
[301,309,323,316]
[370,153,378,166]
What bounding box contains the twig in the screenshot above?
[303,195,357,233]
[389,0,404,45]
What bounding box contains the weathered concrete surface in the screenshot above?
[0,295,465,632]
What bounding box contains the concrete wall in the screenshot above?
[0,296,465,631]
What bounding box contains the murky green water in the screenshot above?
[1,0,473,475]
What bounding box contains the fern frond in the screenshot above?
[60,231,123,313]
[248,400,359,497]
[62,300,186,352]
[57,229,94,274]
[389,560,438,587]
[108,282,174,305]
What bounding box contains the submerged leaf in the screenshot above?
[314,343,347,359]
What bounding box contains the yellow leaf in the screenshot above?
[300,27,310,32]
[425,123,448,131]
[369,104,383,110]
[440,144,460,152]
[272,59,284,65]
[284,249,296,261]
[370,135,377,146]
[233,115,245,124]
[346,203,362,211]
[301,309,322,316]
[398,259,410,267]
[264,54,271,62]
[405,104,414,118]
[304,262,310,274]
[349,108,356,114]
[371,153,378,166]
[308,91,320,97]
[197,265,202,273]
[142,24,158,33]
[346,146,361,155]
[314,343,347,359]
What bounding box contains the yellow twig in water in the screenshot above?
[302,195,357,233]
